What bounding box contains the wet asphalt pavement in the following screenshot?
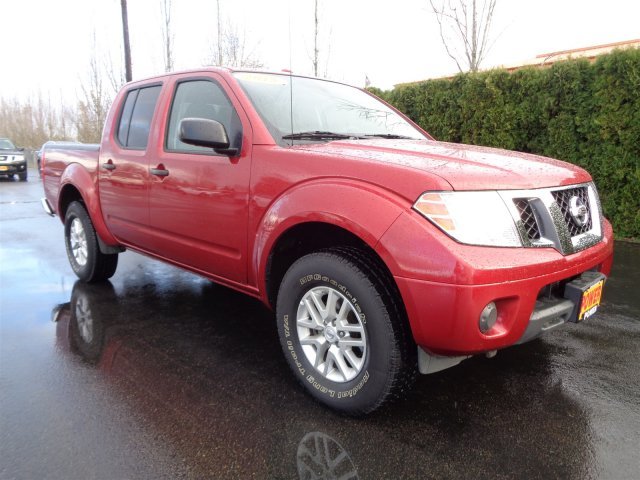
[1,171,639,479]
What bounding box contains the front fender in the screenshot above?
[252,179,409,300]
[59,164,119,246]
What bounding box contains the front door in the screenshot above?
[147,75,251,284]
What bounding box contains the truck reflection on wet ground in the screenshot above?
[52,278,597,479]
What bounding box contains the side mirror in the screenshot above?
[18,147,24,152]
[179,118,238,156]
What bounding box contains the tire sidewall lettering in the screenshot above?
[281,271,384,401]
[298,273,367,324]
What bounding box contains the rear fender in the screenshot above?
[253,179,409,301]
[58,164,119,247]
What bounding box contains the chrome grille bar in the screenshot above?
[499,182,603,255]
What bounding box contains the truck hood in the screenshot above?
[298,139,591,190]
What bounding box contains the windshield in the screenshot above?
[0,139,16,150]
[233,72,428,145]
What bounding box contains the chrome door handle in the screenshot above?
[103,160,116,171]
[150,167,169,177]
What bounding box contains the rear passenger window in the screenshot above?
[116,85,161,149]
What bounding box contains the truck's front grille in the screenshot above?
[552,186,592,236]
[502,182,602,255]
[514,199,541,241]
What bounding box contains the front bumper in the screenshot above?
[0,161,27,175]
[384,215,614,356]
[514,297,574,345]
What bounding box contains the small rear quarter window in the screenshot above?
[116,85,161,149]
[117,89,138,146]
[127,86,162,149]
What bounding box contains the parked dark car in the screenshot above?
[0,138,27,181]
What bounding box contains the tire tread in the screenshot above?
[65,201,118,282]
[323,247,417,414]
[278,246,417,415]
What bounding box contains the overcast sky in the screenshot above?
[1,0,639,103]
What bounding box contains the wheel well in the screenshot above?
[59,185,84,219]
[265,222,397,309]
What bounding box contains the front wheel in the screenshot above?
[18,171,27,182]
[64,201,118,282]
[276,247,416,415]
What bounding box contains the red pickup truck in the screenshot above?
[41,68,614,414]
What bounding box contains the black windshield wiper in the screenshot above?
[282,131,355,140]
[363,133,417,139]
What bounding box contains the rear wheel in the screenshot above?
[64,201,118,282]
[276,247,416,415]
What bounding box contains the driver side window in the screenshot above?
[166,79,242,154]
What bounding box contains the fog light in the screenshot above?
[479,302,498,333]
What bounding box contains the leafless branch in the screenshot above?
[429,0,498,73]
[206,15,263,68]
[313,0,319,76]
[76,34,112,143]
[160,0,174,72]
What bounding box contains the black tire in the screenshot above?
[64,201,118,282]
[18,171,27,182]
[276,247,416,415]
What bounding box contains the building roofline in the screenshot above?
[536,38,640,59]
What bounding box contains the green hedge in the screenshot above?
[375,49,640,239]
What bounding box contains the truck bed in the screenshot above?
[42,143,100,216]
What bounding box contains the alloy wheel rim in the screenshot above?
[70,218,88,266]
[296,286,367,383]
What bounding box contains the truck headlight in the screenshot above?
[413,191,521,247]
[11,155,24,163]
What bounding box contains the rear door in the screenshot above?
[147,74,252,284]
[99,84,162,247]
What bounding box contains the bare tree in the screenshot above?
[0,95,72,147]
[307,0,331,77]
[105,53,126,98]
[216,0,223,66]
[208,3,263,68]
[0,31,117,148]
[429,0,498,73]
[322,27,332,78]
[313,0,319,76]
[208,21,263,68]
[160,0,174,72]
[56,98,74,141]
[76,52,111,144]
[120,0,132,81]
[0,97,37,147]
